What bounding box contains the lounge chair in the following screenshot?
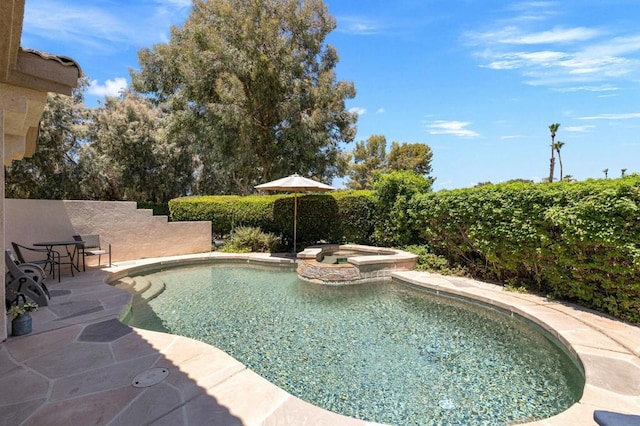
[73,234,112,269]
[5,250,50,307]
[11,242,61,282]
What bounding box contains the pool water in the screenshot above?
[125,264,583,425]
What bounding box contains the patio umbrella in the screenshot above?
[255,173,336,253]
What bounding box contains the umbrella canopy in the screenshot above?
[255,173,335,192]
[255,174,336,253]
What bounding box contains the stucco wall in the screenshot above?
[5,199,211,265]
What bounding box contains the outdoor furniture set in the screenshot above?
[5,235,111,309]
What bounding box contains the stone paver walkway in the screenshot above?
[1,252,639,425]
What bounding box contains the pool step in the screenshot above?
[113,276,165,303]
[138,277,165,303]
[113,276,135,290]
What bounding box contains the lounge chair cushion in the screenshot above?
[594,410,640,426]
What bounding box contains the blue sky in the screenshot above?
[21,0,640,189]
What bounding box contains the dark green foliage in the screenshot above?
[410,177,640,323]
[137,201,170,217]
[373,171,433,247]
[5,90,87,200]
[403,245,467,276]
[333,191,376,244]
[169,195,277,235]
[132,0,356,194]
[220,227,279,253]
[169,191,375,246]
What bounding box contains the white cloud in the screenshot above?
[465,4,640,89]
[337,17,381,35]
[88,78,128,97]
[500,135,524,140]
[376,108,385,114]
[427,121,480,138]
[564,125,595,132]
[579,113,640,120]
[349,107,367,116]
[23,0,192,51]
[472,26,600,45]
[553,85,619,93]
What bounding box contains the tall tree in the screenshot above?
[387,141,434,179]
[80,92,195,202]
[5,83,88,199]
[548,123,560,182]
[345,138,435,189]
[131,0,357,194]
[553,140,565,181]
[346,135,387,190]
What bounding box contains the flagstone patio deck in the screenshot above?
[1,252,639,425]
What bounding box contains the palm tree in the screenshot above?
[548,123,560,182]
[554,141,565,181]
[603,168,609,178]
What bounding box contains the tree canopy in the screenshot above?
[345,135,435,189]
[5,87,87,199]
[131,0,357,194]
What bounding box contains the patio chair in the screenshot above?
[73,234,112,270]
[11,242,61,282]
[7,249,47,285]
[5,250,50,307]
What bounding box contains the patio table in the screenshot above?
[33,240,84,280]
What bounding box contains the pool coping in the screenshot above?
[3,251,639,425]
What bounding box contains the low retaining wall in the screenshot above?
[297,244,417,284]
[5,199,211,264]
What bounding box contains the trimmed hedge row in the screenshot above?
[410,177,640,323]
[169,191,375,245]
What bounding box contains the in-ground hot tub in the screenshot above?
[297,244,417,284]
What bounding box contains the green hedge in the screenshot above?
[410,177,640,323]
[169,195,277,235]
[169,191,375,244]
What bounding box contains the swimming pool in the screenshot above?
[124,263,583,425]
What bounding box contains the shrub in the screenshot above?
[169,191,375,247]
[410,177,640,323]
[404,245,467,276]
[373,171,432,247]
[220,227,279,253]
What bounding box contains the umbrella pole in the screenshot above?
[293,192,298,254]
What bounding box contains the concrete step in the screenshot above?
[130,276,151,294]
[113,277,135,290]
[139,277,165,302]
